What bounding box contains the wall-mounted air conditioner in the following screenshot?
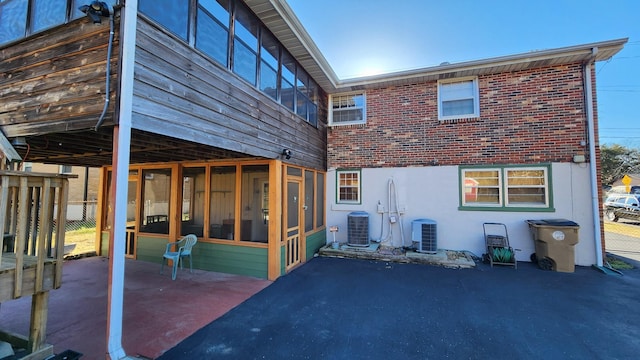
[412,219,437,253]
[347,211,370,247]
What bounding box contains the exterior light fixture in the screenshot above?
[79,1,112,24]
[282,148,292,160]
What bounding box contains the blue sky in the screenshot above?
[286,0,639,147]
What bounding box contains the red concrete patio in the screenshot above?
[0,256,272,359]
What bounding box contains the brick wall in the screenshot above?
[328,63,592,169]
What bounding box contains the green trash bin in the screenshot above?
[526,219,580,273]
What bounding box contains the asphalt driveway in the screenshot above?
[158,256,640,359]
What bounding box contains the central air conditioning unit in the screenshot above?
[347,211,370,247]
[412,219,437,253]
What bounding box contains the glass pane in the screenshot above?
[139,0,188,40]
[209,166,236,240]
[507,170,545,186]
[233,39,257,85]
[199,0,229,24]
[71,0,86,19]
[308,103,318,127]
[241,165,269,243]
[316,173,324,227]
[281,79,294,111]
[507,188,545,205]
[287,167,302,177]
[181,167,205,237]
[127,180,136,226]
[0,0,28,45]
[464,170,500,205]
[260,62,278,100]
[304,171,314,232]
[442,98,474,117]
[260,31,278,69]
[287,182,299,229]
[196,7,229,66]
[233,2,257,49]
[296,91,308,119]
[32,0,66,33]
[140,169,171,234]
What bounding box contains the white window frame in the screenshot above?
[461,165,552,210]
[438,76,480,121]
[504,167,549,207]
[336,169,361,204]
[329,92,366,126]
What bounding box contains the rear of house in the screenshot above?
[325,41,626,266]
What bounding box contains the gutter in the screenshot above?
[583,47,603,267]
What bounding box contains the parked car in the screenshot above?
[603,194,640,222]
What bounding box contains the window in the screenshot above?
[181,167,206,237]
[259,31,279,100]
[329,92,366,126]
[59,165,72,174]
[438,77,479,120]
[0,0,100,46]
[316,172,324,227]
[460,165,552,210]
[240,165,269,242]
[209,165,236,240]
[337,170,361,204]
[139,0,189,40]
[196,0,230,66]
[232,2,258,85]
[140,169,171,234]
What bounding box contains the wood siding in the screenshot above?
[132,19,327,171]
[0,18,118,137]
[305,229,326,260]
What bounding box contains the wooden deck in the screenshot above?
[0,171,73,359]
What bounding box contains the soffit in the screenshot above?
[245,1,627,95]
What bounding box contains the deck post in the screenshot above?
[28,291,49,353]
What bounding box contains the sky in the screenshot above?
[286,0,640,147]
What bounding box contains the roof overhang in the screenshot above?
[246,1,627,94]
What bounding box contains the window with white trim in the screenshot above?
[461,165,552,210]
[337,170,361,204]
[329,92,366,126]
[438,77,479,120]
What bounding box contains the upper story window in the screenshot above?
[59,165,73,174]
[196,0,230,66]
[0,0,94,46]
[232,1,258,85]
[329,92,366,126]
[139,0,189,40]
[139,0,320,127]
[460,165,553,211]
[438,77,479,121]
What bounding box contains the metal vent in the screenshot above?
[347,211,370,247]
[412,219,437,253]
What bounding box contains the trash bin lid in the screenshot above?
[526,219,579,227]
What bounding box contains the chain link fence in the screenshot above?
[62,200,98,256]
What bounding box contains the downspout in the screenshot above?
[584,47,603,267]
[106,0,137,359]
[95,5,116,131]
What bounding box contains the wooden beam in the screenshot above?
[28,291,49,354]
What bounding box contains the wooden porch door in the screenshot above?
[285,179,302,271]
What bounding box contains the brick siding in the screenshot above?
[328,63,593,169]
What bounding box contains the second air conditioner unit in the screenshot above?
[412,218,437,253]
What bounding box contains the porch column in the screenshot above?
[106,0,137,359]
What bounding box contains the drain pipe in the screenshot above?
[584,47,604,267]
[95,4,116,131]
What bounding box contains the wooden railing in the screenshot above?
[0,170,74,358]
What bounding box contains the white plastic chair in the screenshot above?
[161,234,197,280]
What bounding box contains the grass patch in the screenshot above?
[606,256,634,270]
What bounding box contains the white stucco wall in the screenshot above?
[326,163,598,266]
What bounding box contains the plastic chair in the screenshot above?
[161,234,197,280]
